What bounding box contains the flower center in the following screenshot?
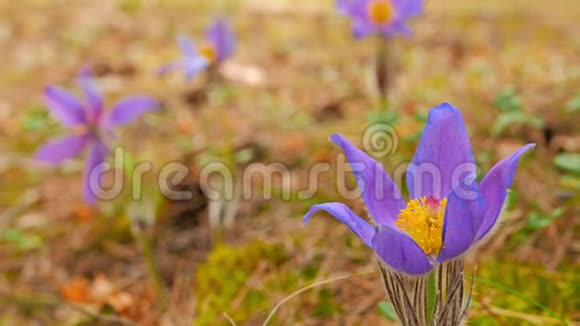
[70,124,89,136]
[367,0,395,25]
[70,122,103,140]
[199,43,217,63]
[395,196,447,256]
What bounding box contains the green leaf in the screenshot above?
[366,111,398,125]
[526,115,545,129]
[526,208,563,231]
[492,112,544,135]
[414,111,428,122]
[566,95,580,113]
[21,105,51,132]
[492,112,524,135]
[22,117,45,131]
[314,301,341,317]
[551,207,563,219]
[0,228,43,251]
[494,90,522,112]
[235,148,255,165]
[553,153,580,175]
[377,301,398,321]
[526,211,553,230]
[559,175,580,190]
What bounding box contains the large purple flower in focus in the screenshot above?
[304,103,535,275]
[160,17,236,80]
[338,0,423,38]
[35,67,159,204]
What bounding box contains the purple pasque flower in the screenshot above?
[337,0,423,38]
[35,67,158,204]
[159,34,210,81]
[160,18,235,81]
[205,17,236,64]
[304,103,535,275]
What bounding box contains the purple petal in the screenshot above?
[44,86,86,127]
[342,0,369,19]
[158,57,208,81]
[372,224,433,275]
[106,96,159,126]
[206,18,236,62]
[78,66,104,123]
[304,202,375,248]
[158,61,185,76]
[177,34,196,57]
[407,103,476,199]
[437,178,484,262]
[352,20,377,39]
[83,140,109,204]
[393,0,424,17]
[184,57,210,80]
[381,22,413,37]
[336,0,353,14]
[330,134,405,225]
[475,144,536,241]
[35,134,88,164]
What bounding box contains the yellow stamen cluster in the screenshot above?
[395,197,448,256]
[367,0,395,25]
[199,43,217,63]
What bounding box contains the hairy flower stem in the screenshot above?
[379,259,474,326]
[137,233,167,309]
[378,261,428,326]
[433,259,474,325]
[128,198,167,309]
[375,38,392,112]
[203,70,240,236]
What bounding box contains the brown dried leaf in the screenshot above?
[59,278,90,303]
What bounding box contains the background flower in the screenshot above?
[159,35,210,81]
[205,17,236,64]
[36,67,159,203]
[160,17,235,80]
[338,0,423,38]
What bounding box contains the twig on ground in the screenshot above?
[262,267,376,325]
[223,312,237,326]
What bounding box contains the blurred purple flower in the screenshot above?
[160,17,236,80]
[337,0,423,38]
[158,34,210,81]
[36,67,159,204]
[205,17,236,63]
[304,103,535,275]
